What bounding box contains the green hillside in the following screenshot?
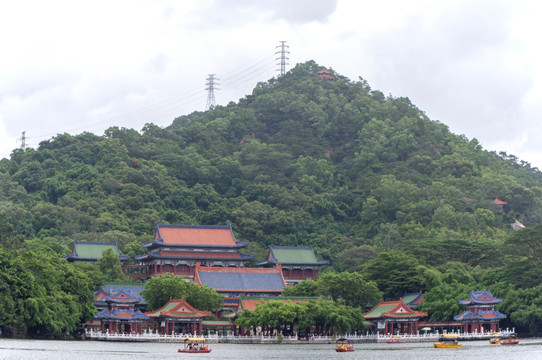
[2,61,540,262]
[2,60,542,335]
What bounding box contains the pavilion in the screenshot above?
[364,298,428,335]
[146,297,211,335]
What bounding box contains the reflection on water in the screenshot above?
[1,338,542,360]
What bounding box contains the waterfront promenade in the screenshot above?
[85,329,511,344]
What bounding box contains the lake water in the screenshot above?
[1,338,542,360]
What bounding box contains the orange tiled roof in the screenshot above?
[494,198,508,205]
[318,68,332,74]
[158,226,237,246]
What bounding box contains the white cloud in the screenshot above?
[0,0,541,169]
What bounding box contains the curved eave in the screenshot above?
[65,255,130,262]
[255,259,329,266]
[214,289,283,293]
[145,240,249,249]
[459,300,502,305]
[104,298,139,304]
[138,252,254,261]
[277,260,330,266]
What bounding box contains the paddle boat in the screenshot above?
[335,338,355,352]
[178,337,212,353]
[489,337,500,344]
[433,334,462,348]
[500,332,519,345]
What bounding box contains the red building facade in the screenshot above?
[130,222,255,279]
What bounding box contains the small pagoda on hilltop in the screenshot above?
[318,68,334,80]
[364,298,428,335]
[131,222,255,279]
[255,245,329,284]
[454,290,506,333]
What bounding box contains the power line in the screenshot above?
[27,43,285,143]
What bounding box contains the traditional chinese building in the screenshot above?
[194,263,286,309]
[364,298,428,335]
[454,290,506,333]
[146,297,211,335]
[255,246,329,284]
[131,222,255,279]
[65,241,130,263]
[318,68,334,80]
[93,286,149,334]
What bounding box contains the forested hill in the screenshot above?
[1,60,542,270]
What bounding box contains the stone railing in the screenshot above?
[85,328,515,343]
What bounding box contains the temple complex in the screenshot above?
[255,245,329,284]
[130,222,255,280]
[454,290,506,333]
[364,298,428,335]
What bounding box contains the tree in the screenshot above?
[97,248,126,282]
[0,244,96,336]
[316,272,382,309]
[363,251,426,299]
[141,273,222,311]
[281,280,318,297]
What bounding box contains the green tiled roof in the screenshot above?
[364,304,395,318]
[402,294,418,304]
[75,242,119,259]
[271,247,318,264]
[147,302,177,317]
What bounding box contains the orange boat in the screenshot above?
[178,337,212,353]
[433,334,462,348]
[335,338,355,352]
[500,333,519,346]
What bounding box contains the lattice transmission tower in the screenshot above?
[275,41,290,76]
[17,131,27,150]
[205,74,219,110]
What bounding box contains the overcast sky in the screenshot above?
[1,0,541,168]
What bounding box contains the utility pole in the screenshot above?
[275,41,290,76]
[205,74,219,110]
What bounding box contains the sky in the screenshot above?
[1,0,541,168]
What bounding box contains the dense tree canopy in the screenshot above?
[1,61,542,336]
